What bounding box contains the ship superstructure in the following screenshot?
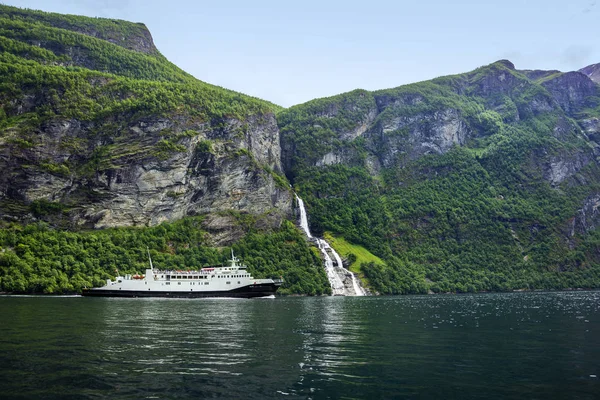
[82,251,282,298]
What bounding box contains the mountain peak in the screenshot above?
[0,4,158,55]
[494,59,516,70]
[579,62,600,84]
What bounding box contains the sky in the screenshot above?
[2,0,599,107]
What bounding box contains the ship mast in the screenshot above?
[147,247,154,271]
[231,249,238,267]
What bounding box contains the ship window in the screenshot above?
[238,281,241,284]
[226,281,231,284]
[178,282,181,285]
[205,282,208,285]
[166,282,170,285]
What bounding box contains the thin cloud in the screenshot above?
[560,46,593,69]
[583,0,597,13]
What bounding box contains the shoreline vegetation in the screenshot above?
[2,287,598,297]
[0,218,332,296]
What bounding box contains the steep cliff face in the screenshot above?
[0,5,291,229]
[0,113,289,229]
[539,71,598,114]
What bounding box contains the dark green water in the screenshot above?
[1,292,599,399]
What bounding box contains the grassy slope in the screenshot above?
[324,231,384,291]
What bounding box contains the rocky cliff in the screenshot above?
[0,4,291,232]
[580,62,600,84]
[282,60,600,178]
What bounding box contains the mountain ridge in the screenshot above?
[279,58,600,293]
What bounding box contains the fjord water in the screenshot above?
[1,293,599,399]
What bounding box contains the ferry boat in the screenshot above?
[82,251,283,298]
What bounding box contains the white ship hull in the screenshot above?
[82,253,283,298]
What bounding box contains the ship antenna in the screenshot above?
[231,248,237,267]
[147,247,154,271]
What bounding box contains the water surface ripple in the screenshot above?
[1,292,599,399]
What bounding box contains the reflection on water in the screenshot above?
[0,292,599,399]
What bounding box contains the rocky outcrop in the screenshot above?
[580,63,600,84]
[568,194,600,239]
[544,151,592,186]
[0,112,292,228]
[367,108,468,168]
[540,72,598,115]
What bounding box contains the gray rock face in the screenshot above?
[0,112,292,228]
[580,63,600,84]
[570,194,600,236]
[581,118,600,135]
[544,151,592,186]
[368,108,468,168]
[540,72,598,115]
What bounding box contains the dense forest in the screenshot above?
[0,216,330,295]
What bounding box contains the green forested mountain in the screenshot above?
[1,5,600,296]
[0,4,329,295]
[279,60,600,294]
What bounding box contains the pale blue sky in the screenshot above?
[3,0,599,107]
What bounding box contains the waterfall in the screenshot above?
[350,271,366,296]
[315,238,346,296]
[296,195,312,239]
[295,194,366,296]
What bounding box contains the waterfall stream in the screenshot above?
[295,195,366,296]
